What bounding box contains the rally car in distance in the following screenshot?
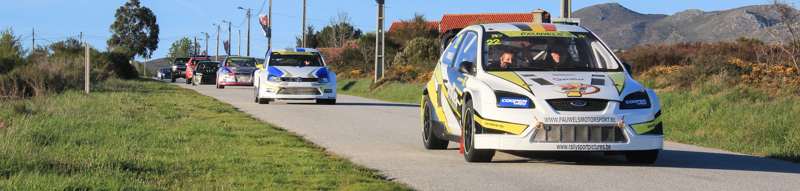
[157,67,171,80]
[252,48,336,104]
[421,23,662,163]
[215,56,258,89]
[192,61,221,86]
[184,56,211,84]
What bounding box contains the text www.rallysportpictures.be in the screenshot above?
[556,144,611,151]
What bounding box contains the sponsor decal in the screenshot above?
[552,83,600,97]
[499,31,578,38]
[625,99,648,106]
[552,78,584,81]
[446,52,454,60]
[556,144,611,151]
[552,74,576,76]
[499,97,529,107]
[544,117,616,123]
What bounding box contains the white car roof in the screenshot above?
[270,48,321,53]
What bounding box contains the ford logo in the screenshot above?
[570,100,587,107]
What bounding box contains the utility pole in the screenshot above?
[200,32,209,55]
[223,20,231,55]
[268,0,272,51]
[215,24,220,61]
[238,30,241,56]
[80,32,83,44]
[31,28,34,50]
[375,0,385,82]
[239,7,251,56]
[302,0,306,48]
[560,0,571,18]
[194,36,197,55]
[85,43,90,94]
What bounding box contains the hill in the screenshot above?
[573,3,790,49]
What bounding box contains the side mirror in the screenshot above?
[458,61,473,74]
[622,62,633,75]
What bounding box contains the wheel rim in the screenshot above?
[423,102,432,143]
[464,109,473,154]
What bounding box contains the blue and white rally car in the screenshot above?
[421,23,663,163]
[252,48,337,104]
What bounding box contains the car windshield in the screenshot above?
[482,31,622,72]
[174,58,190,65]
[225,57,257,67]
[197,61,220,70]
[268,52,324,67]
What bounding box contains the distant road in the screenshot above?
[168,78,800,190]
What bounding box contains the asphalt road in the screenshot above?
[167,78,800,190]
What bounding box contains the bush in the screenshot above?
[387,37,440,83]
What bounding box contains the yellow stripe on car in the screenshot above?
[630,115,662,135]
[473,114,529,135]
[488,71,531,92]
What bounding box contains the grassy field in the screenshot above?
[0,78,411,190]
[337,79,425,104]
[338,78,800,163]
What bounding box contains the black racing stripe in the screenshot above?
[510,23,532,31]
[654,110,661,118]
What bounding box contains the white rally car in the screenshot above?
[421,23,663,163]
[253,48,337,104]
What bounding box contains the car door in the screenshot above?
[444,31,479,129]
[437,33,465,132]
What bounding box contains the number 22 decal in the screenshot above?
[486,39,500,45]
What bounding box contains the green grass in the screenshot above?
[0,78,411,190]
[337,78,425,104]
[658,84,800,163]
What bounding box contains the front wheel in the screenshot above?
[316,99,336,105]
[171,74,176,83]
[423,96,449,149]
[462,100,494,162]
[626,150,659,164]
[185,77,192,84]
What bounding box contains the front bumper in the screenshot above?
[218,74,254,86]
[471,101,663,151]
[257,81,337,100]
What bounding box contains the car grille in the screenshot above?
[532,125,626,143]
[280,77,318,82]
[547,99,608,111]
[236,76,252,82]
[277,88,321,95]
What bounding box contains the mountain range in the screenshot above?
[573,3,789,49]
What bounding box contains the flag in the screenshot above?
[223,40,230,55]
[259,14,271,38]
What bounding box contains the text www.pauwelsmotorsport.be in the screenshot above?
[556,144,612,151]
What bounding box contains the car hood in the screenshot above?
[268,66,328,78]
[480,71,645,100]
[226,66,257,74]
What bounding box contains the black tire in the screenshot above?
[185,76,192,84]
[423,96,449,150]
[254,86,260,103]
[626,150,659,164]
[256,86,269,104]
[171,74,176,83]
[462,100,494,162]
[316,99,336,105]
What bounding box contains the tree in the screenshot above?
[762,0,800,73]
[107,0,159,59]
[0,27,27,58]
[316,11,362,48]
[165,38,196,62]
[296,25,321,48]
[387,12,439,47]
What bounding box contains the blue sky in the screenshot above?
[1,0,767,61]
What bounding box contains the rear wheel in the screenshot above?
[462,100,494,162]
[626,150,659,164]
[423,96,449,149]
[185,76,192,84]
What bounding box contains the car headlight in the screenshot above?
[317,76,329,83]
[494,91,535,108]
[268,74,282,82]
[620,90,651,109]
[172,65,177,70]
